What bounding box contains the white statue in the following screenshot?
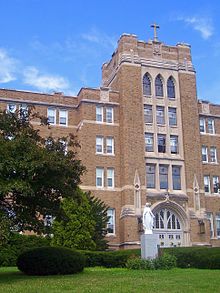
[143,203,155,234]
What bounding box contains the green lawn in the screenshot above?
[0,267,220,293]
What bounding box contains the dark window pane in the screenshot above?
[167,77,175,99]
[143,74,151,96]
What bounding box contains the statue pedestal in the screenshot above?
[141,234,158,259]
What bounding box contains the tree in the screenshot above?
[52,188,109,251]
[0,108,85,233]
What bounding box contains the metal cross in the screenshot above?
[151,23,160,42]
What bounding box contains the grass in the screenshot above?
[0,267,220,293]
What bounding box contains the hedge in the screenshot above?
[162,246,220,269]
[80,249,141,268]
[17,246,85,275]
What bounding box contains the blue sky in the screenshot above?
[0,0,220,104]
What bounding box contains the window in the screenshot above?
[159,165,168,189]
[96,136,104,154]
[44,215,54,227]
[146,164,155,188]
[19,104,28,120]
[170,136,179,154]
[155,75,163,97]
[47,108,56,125]
[107,168,114,188]
[201,146,208,162]
[59,139,68,155]
[144,105,153,124]
[213,176,219,194]
[106,107,113,123]
[207,118,215,134]
[156,106,165,125]
[158,134,166,153]
[96,106,103,122]
[168,107,177,126]
[145,133,154,152]
[204,176,210,193]
[199,118,206,133]
[96,168,104,188]
[143,73,151,96]
[59,109,68,126]
[206,212,214,238]
[172,166,181,190]
[107,208,115,234]
[7,103,16,113]
[167,77,175,99]
[210,147,217,163]
[216,214,220,238]
[106,137,114,155]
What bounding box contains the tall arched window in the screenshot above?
[143,73,151,96]
[155,75,163,97]
[167,77,175,99]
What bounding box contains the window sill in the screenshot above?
[106,233,116,237]
[95,153,115,157]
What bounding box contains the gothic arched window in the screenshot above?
[143,74,151,96]
[154,209,181,230]
[155,75,163,97]
[167,77,175,99]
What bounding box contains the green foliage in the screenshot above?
[80,249,141,268]
[0,109,85,233]
[126,254,176,270]
[162,246,220,269]
[52,189,109,251]
[0,210,11,246]
[0,232,51,267]
[17,246,85,275]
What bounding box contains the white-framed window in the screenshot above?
[96,136,104,154]
[107,208,115,234]
[106,137,114,155]
[156,106,165,125]
[172,166,181,190]
[7,103,16,113]
[199,118,206,133]
[146,164,156,189]
[106,107,114,123]
[107,168,114,188]
[59,109,68,126]
[144,105,153,124]
[96,106,103,122]
[158,134,166,153]
[213,176,219,194]
[206,212,214,238]
[170,135,179,154]
[202,146,208,162]
[96,167,104,188]
[204,175,211,194]
[210,147,217,163]
[168,107,177,126]
[207,118,215,134]
[19,104,28,119]
[145,133,154,152]
[47,108,56,125]
[216,214,220,238]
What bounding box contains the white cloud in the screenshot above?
[23,66,70,92]
[178,16,214,40]
[0,48,18,83]
[81,28,117,49]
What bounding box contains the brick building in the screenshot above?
[1,32,220,249]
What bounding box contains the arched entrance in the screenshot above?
[151,201,189,247]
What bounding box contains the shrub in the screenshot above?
[17,246,85,275]
[162,247,220,269]
[0,233,51,267]
[126,257,154,270]
[126,254,176,270]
